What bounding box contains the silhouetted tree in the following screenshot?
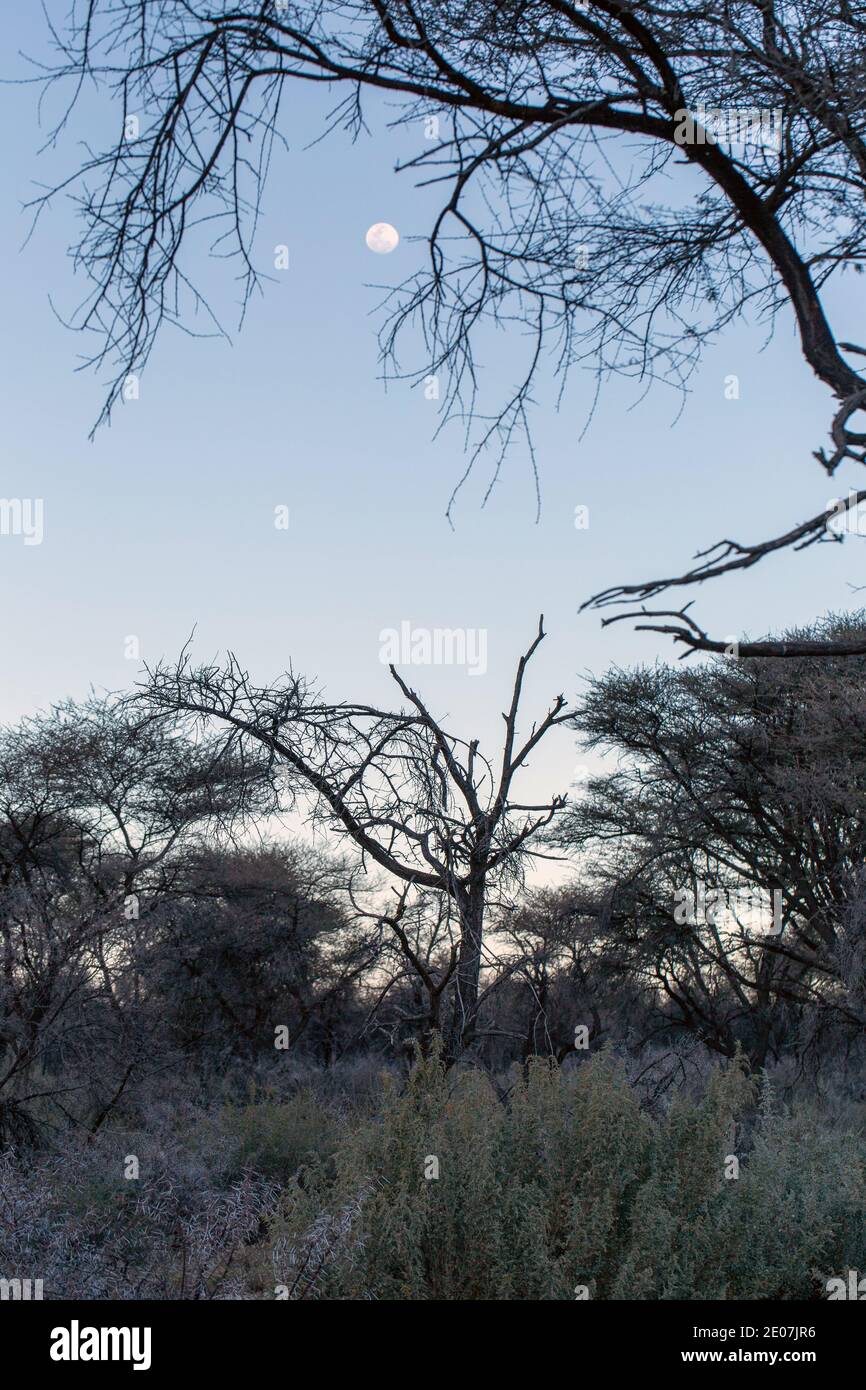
[139,618,570,1059]
[553,612,866,1066]
[0,694,270,1140]
[31,0,866,654]
[143,844,377,1068]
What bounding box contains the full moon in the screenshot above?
[365,222,400,254]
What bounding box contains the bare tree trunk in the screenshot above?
[447,882,485,1062]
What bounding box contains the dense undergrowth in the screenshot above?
[2,1048,863,1301]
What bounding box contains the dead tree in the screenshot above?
[138,617,570,1059]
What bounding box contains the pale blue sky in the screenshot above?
[1,6,864,839]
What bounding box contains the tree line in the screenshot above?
[2,611,864,1146]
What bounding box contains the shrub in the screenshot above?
[266,1047,866,1300]
[213,1091,337,1182]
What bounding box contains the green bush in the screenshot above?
[215,1090,338,1182]
[266,1047,866,1300]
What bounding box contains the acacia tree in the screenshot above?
[28,0,866,655]
[139,843,378,1068]
[0,693,268,1141]
[494,885,655,1064]
[553,612,866,1066]
[138,618,570,1059]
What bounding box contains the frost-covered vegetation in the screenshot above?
[3,1049,865,1300]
